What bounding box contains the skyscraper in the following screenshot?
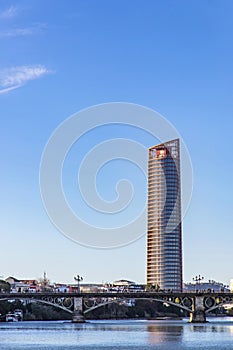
[147,139,183,292]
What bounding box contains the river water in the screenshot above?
[0,318,233,350]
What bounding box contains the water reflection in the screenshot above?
[190,323,233,334]
[1,319,233,349]
[147,324,183,344]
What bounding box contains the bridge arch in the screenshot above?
[0,297,73,314]
[83,296,193,315]
[84,299,120,314]
[204,296,233,314]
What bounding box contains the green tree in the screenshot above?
[0,280,10,292]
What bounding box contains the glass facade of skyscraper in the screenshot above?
[147,139,183,292]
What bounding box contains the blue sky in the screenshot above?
[0,0,233,285]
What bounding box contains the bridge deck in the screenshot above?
[1,292,233,299]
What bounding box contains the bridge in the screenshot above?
[1,291,233,323]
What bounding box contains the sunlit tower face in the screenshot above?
[147,139,183,292]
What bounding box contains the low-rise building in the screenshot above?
[5,276,39,293]
[184,280,229,293]
[229,279,233,292]
[53,284,70,293]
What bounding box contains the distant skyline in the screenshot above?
[1,1,233,285]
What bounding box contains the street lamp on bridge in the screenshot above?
[193,275,204,284]
[193,275,204,291]
[74,275,83,293]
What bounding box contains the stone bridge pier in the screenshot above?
[72,297,85,323]
[190,296,206,323]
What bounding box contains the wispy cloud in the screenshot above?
[0,23,46,38]
[0,5,18,19]
[0,85,21,95]
[0,27,34,38]
[0,65,52,94]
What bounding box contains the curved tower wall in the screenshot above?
[147,139,183,292]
